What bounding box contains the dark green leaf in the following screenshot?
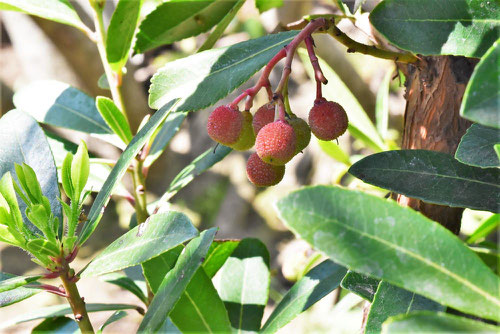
[216,238,270,332]
[138,228,217,332]
[134,0,237,54]
[0,0,86,30]
[255,0,283,13]
[77,98,180,245]
[149,30,298,110]
[340,270,380,302]
[97,311,128,334]
[460,39,500,128]
[382,312,500,333]
[0,272,39,307]
[102,273,148,305]
[467,214,499,244]
[13,80,112,135]
[456,124,500,168]
[32,317,79,334]
[366,282,444,334]
[276,186,500,322]
[142,245,183,293]
[0,110,62,229]
[0,303,139,329]
[96,97,133,144]
[81,211,198,277]
[370,0,500,57]
[106,0,143,71]
[203,239,239,278]
[261,260,346,333]
[349,150,500,212]
[170,268,232,333]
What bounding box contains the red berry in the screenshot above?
[252,103,275,135]
[231,110,255,151]
[246,152,285,187]
[288,117,311,154]
[308,98,348,141]
[255,120,296,165]
[207,105,243,146]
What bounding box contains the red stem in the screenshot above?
[305,35,327,85]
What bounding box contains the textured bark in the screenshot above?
[397,56,476,234]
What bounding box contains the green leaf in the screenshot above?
[467,214,499,244]
[70,141,90,200]
[298,49,386,152]
[0,110,62,229]
[495,144,500,159]
[32,317,79,334]
[0,274,41,293]
[144,111,187,168]
[170,268,232,333]
[102,273,148,305]
[157,145,231,204]
[148,30,298,110]
[203,239,239,278]
[340,270,380,302]
[349,150,500,212]
[143,245,183,293]
[460,39,500,128]
[276,186,500,322]
[0,0,86,31]
[216,238,270,332]
[0,303,139,329]
[134,0,238,54]
[255,0,283,13]
[106,0,143,72]
[97,73,110,90]
[27,239,60,257]
[382,312,500,333]
[13,80,112,135]
[343,0,365,14]
[96,97,133,144]
[456,124,500,168]
[138,228,217,332]
[366,282,444,334]
[97,311,128,334]
[0,272,39,307]
[261,260,347,333]
[198,0,245,52]
[77,98,180,245]
[317,139,351,166]
[375,67,392,139]
[370,0,500,58]
[81,211,198,277]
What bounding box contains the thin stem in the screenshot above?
[305,35,327,84]
[132,159,149,224]
[282,78,294,117]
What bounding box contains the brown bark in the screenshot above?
[397,56,476,234]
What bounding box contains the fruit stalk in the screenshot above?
[304,35,326,100]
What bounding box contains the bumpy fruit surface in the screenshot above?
[252,103,275,135]
[288,117,311,154]
[308,98,348,141]
[207,105,243,146]
[231,111,255,151]
[255,120,296,165]
[246,152,285,187]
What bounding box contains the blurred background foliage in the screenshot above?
[0,0,493,332]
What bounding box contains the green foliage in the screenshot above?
[142,246,183,294]
[203,239,239,278]
[97,311,128,334]
[317,139,351,166]
[0,274,41,293]
[277,186,500,322]
[0,272,39,307]
[340,270,379,302]
[102,273,148,305]
[370,0,500,57]
[255,0,283,13]
[467,214,499,244]
[32,317,79,334]
[96,97,133,144]
[456,124,500,168]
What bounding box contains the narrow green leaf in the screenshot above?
[13,80,112,135]
[349,150,500,212]
[61,153,74,199]
[134,0,238,54]
[461,39,500,128]
[144,111,187,168]
[317,139,351,166]
[375,67,392,139]
[32,317,79,334]
[382,312,500,334]
[370,0,500,58]
[366,281,444,334]
[102,273,148,305]
[261,260,347,333]
[276,186,500,321]
[138,228,217,332]
[198,0,245,52]
[96,97,133,144]
[456,124,500,168]
[467,214,500,244]
[0,274,41,293]
[142,245,183,293]
[0,173,24,232]
[157,145,231,204]
[340,270,380,302]
[81,211,198,277]
[148,30,298,110]
[0,110,62,229]
[216,238,270,332]
[298,49,386,152]
[0,0,86,31]
[255,0,283,13]
[97,311,128,334]
[78,98,180,245]
[27,239,60,257]
[0,272,39,307]
[70,141,89,200]
[106,0,143,72]
[0,303,139,329]
[203,239,239,278]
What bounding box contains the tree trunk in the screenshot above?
[397,56,476,234]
